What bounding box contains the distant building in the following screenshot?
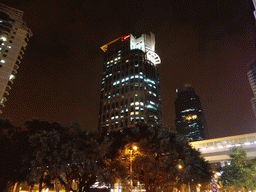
[0,4,32,113]
[98,32,161,132]
[174,84,205,141]
[248,59,256,117]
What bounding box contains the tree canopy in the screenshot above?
[219,147,256,191]
[1,120,212,192]
[102,124,212,192]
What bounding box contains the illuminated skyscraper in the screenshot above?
[174,84,205,141]
[247,59,256,117]
[248,0,256,117]
[98,32,161,132]
[0,4,32,113]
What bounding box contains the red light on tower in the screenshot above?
[121,35,130,41]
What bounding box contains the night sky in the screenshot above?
[1,0,256,139]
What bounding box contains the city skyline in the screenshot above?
[0,0,255,139]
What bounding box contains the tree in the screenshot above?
[0,119,32,192]
[219,147,256,192]
[56,123,110,192]
[25,121,110,192]
[102,125,212,192]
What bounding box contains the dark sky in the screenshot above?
[2,0,256,139]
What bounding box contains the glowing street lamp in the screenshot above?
[130,145,137,192]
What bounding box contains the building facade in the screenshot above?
[0,4,32,113]
[248,59,256,117]
[98,32,161,132]
[174,84,205,141]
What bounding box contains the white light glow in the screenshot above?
[9,75,14,80]
[0,36,7,41]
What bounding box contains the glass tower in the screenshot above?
[247,59,256,117]
[248,0,256,118]
[174,84,205,141]
[0,4,32,113]
[98,32,161,132]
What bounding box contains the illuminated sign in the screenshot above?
[121,35,130,41]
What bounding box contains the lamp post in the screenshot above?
[130,145,137,192]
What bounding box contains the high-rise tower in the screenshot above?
[248,0,256,117]
[247,59,256,117]
[0,4,32,113]
[174,84,205,141]
[98,32,161,132]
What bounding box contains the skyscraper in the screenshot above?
[0,4,32,113]
[98,32,161,132]
[248,0,256,117]
[174,84,205,141]
[247,59,256,117]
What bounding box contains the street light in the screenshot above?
[130,145,137,192]
[197,183,201,192]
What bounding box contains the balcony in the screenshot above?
[19,50,24,55]
[7,80,13,86]
[16,59,21,65]
[14,64,19,70]
[17,55,22,60]
[0,25,11,33]
[3,91,9,98]
[5,85,11,92]
[12,69,17,75]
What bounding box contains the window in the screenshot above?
[130,117,134,124]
